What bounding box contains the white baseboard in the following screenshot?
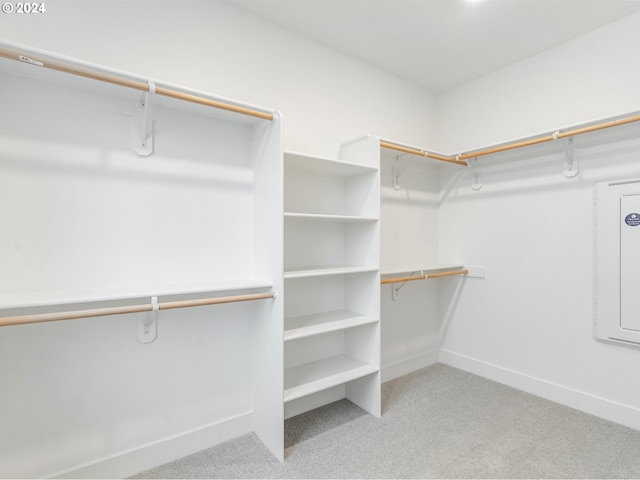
[50,412,253,479]
[382,350,439,384]
[439,349,640,431]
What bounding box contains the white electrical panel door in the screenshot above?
[595,180,640,346]
[620,194,640,332]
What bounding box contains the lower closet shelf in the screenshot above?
[284,310,378,341]
[283,354,378,403]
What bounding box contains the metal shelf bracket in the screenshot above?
[393,153,414,190]
[133,81,155,157]
[554,131,579,178]
[392,271,422,301]
[137,296,158,343]
[462,156,482,190]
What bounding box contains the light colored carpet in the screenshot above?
[132,364,640,478]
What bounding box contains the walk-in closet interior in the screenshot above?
[1,1,640,477]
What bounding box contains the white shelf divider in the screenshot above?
[283,354,378,403]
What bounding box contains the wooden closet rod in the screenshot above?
[457,114,640,161]
[0,292,276,327]
[381,274,425,285]
[380,141,467,166]
[382,113,640,166]
[381,269,468,285]
[0,46,274,121]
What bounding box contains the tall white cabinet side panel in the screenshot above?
[251,114,284,462]
[620,195,640,332]
[338,136,381,418]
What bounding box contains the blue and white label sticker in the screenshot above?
[625,213,640,226]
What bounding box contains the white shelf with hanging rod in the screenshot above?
[0,39,286,464]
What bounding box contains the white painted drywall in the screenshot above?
[436,11,640,154]
[437,11,640,429]
[380,150,443,381]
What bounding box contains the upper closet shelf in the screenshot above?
[0,278,273,311]
[381,110,640,190]
[454,110,640,162]
[284,213,378,223]
[380,139,466,167]
[284,151,377,176]
[0,40,276,125]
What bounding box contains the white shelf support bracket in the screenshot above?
[392,284,400,301]
[393,153,413,190]
[133,81,155,157]
[464,265,486,279]
[555,132,579,178]
[392,271,422,301]
[138,296,158,344]
[463,156,482,190]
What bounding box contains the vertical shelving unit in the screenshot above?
[283,136,381,420]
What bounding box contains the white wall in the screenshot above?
[436,11,640,153]
[379,150,443,380]
[437,12,640,429]
[0,1,438,477]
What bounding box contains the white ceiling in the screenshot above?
[229,0,640,93]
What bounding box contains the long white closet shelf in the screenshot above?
[284,266,378,279]
[0,279,273,310]
[381,264,465,276]
[284,151,378,176]
[284,310,378,341]
[284,213,377,223]
[283,354,378,403]
[0,45,274,126]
